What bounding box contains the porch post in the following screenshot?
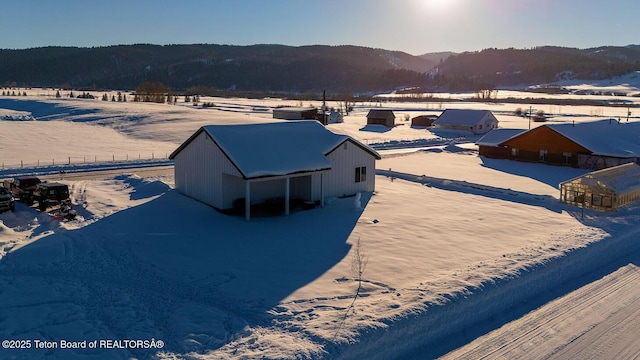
[285,177,290,216]
[320,172,325,207]
[245,180,251,221]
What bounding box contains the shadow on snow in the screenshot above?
[479,156,589,189]
[376,168,562,213]
[0,185,371,358]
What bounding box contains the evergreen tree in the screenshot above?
[55,90,61,98]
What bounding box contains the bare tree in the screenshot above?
[334,236,369,341]
[351,236,368,292]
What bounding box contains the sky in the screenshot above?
[1,0,639,55]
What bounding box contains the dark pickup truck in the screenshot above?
[33,182,70,211]
[6,176,42,204]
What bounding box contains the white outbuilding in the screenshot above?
[432,109,498,135]
[169,121,381,220]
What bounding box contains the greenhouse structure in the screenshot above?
[560,162,640,212]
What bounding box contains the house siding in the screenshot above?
[501,126,591,166]
[172,125,379,216]
[174,131,241,208]
[366,110,395,127]
[324,140,376,198]
[433,110,498,135]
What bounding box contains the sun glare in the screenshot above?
[421,0,455,11]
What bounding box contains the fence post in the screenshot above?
[53,159,55,165]
[68,156,71,165]
[113,154,115,161]
[152,152,154,159]
[95,155,97,162]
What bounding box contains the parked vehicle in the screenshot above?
[33,182,70,211]
[0,187,15,212]
[7,176,41,204]
[53,199,76,220]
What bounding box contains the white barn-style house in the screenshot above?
[169,121,381,220]
[432,109,498,135]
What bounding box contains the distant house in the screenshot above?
[477,120,640,169]
[366,109,395,127]
[273,107,317,120]
[411,114,438,127]
[169,121,381,220]
[432,109,498,135]
[560,162,640,211]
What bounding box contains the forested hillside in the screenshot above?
[1,44,639,94]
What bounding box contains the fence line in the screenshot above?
[1,153,170,170]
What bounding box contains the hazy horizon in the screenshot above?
[2,0,639,55]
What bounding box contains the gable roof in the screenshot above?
[476,128,527,146]
[562,162,640,193]
[366,109,395,119]
[434,109,496,126]
[545,120,640,158]
[170,121,380,179]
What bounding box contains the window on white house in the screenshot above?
[355,166,367,183]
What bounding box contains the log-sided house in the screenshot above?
[477,120,640,169]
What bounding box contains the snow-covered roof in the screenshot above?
[563,162,640,193]
[273,106,316,112]
[366,109,395,119]
[171,121,380,179]
[434,109,495,126]
[476,129,527,146]
[547,120,640,158]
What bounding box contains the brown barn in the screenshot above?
[411,115,438,127]
[477,120,640,169]
[273,107,318,120]
[366,109,395,127]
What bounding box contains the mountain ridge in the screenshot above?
[1,44,639,94]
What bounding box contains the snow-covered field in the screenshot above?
[1,86,640,359]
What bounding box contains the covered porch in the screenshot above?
[223,170,327,221]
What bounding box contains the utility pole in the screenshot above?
[627,106,631,122]
[322,90,327,125]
